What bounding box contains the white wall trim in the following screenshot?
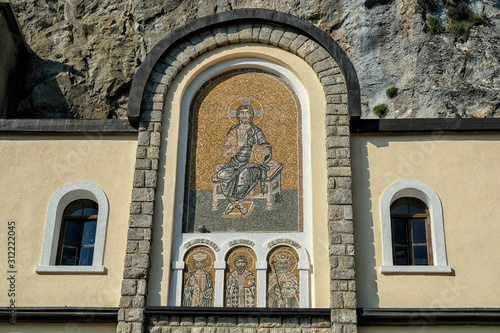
[36,181,109,274]
[380,180,451,274]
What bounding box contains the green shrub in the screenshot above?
[386,86,399,99]
[426,16,443,34]
[447,3,486,36]
[373,104,388,117]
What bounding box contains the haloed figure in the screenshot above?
[217,104,271,214]
[267,253,299,308]
[225,255,256,307]
[183,253,213,307]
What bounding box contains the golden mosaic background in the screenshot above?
[183,246,216,307]
[267,246,300,308]
[189,71,300,191]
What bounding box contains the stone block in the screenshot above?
[330,268,355,280]
[341,233,354,244]
[180,316,194,326]
[120,296,133,307]
[259,317,281,328]
[126,308,144,322]
[311,318,330,328]
[347,245,355,256]
[136,147,147,159]
[191,328,203,333]
[281,317,299,327]
[227,25,240,44]
[151,132,162,147]
[123,267,147,279]
[201,31,218,50]
[328,205,343,220]
[126,240,139,254]
[133,295,145,307]
[305,47,330,66]
[152,159,159,170]
[324,84,348,96]
[330,244,346,256]
[145,170,158,188]
[131,188,155,202]
[128,228,145,240]
[194,316,208,326]
[178,41,197,59]
[138,131,151,146]
[137,279,147,295]
[321,75,336,86]
[297,39,318,58]
[131,254,149,268]
[132,322,143,333]
[238,23,253,42]
[339,257,355,269]
[289,35,308,54]
[313,58,336,73]
[299,317,311,328]
[348,281,356,291]
[216,317,237,326]
[327,167,351,177]
[139,240,151,254]
[326,95,342,104]
[330,291,344,308]
[269,26,285,46]
[328,159,339,167]
[124,254,132,267]
[117,321,132,333]
[329,256,339,268]
[326,136,350,149]
[278,30,298,50]
[328,189,353,204]
[135,159,152,170]
[190,34,208,55]
[343,291,356,309]
[251,24,261,42]
[317,67,339,80]
[259,24,274,44]
[130,202,142,214]
[121,279,137,296]
[133,171,145,188]
[328,220,353,234]
[148,147,160,159]
[238,316,258,327]
[142,202,154,215]
[326,104,348,115]
[333,309,356,324]
[162,328,173,333]
[213,27,228,46]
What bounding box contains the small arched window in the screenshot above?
[391,198,432,266]
[57,200,98,266]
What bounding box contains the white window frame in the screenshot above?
[380,180,451,274]
[36,182,109,273]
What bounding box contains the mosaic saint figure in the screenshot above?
[217,104,272,215]
[267,253,299,308]
[183,253,214,307]
[225,255,256,307]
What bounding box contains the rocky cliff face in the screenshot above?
[8,0,500,119]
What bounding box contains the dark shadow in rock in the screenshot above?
[7,49,82,119]
[365,0,394,9]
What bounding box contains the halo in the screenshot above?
[228,98,263,125]
[226,247,256,272]
[185,246,215,272]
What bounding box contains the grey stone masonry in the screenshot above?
[118,22,354,333]
[146,315,331,333]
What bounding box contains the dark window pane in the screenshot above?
[63,221,80,247]
[391,199,408,215]
[83,202,98,216]
[412,219,427,244]
[81,221,97,246]
[65,201,84,216]
[409,199,426,215]
[394,246,409,265]
[61,247,77,265]
[79,247,94,266]
[393,219,408,246]
[413,245,429,265]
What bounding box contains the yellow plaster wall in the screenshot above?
[147,44,331,307]
[352,133,500,308]
[0,134,137,307]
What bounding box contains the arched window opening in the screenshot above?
[57,200,98,266]
[391,198,432,266]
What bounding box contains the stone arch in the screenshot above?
[127,8,361,127]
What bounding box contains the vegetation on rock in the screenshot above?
[386,87,399,99]
[447,3,487,35]
[373,104,388,117]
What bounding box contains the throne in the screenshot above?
[212,160,283,212]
